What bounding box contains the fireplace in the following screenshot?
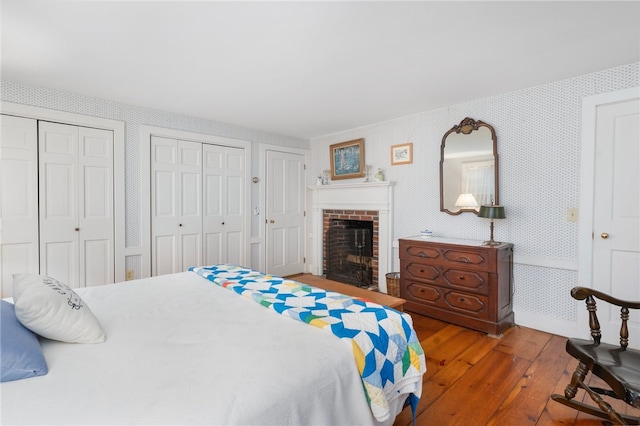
[324,215,377,288]
[309,182,393,293]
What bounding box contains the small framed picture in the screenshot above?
[390,143,413,165]
[330,138,365,180]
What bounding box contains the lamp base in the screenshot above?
[482,220,501,246]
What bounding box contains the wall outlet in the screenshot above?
[126,269,134,281]
[567,208,579,222]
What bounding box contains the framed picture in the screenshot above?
[390,142,413,165]
[330,138,365,180]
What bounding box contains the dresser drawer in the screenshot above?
[403,281,490,320]
[404,262,440,281]
[400,242,493,272]
[402,262,489,295]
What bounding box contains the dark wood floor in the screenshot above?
[290,274,638,425]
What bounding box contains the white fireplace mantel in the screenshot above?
[308,182,394,293]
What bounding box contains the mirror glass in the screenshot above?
[440,118,498,215]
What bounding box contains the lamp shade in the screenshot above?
[454,193,479,208]
[477,205,505,219]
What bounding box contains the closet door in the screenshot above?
[0,115,39,297]
[202,144,245,266]
[178,141,203,271]
[78,126,114,286]
[151,137,202,276]
[39,122,114,288]
[39,122,80,287]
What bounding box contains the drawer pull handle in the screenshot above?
[459,276,465,280]
[459,257,471,263]
[419,269,425,273]
[418,252,427,257]
[460,297,466,302]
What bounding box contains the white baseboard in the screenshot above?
[513,310,589,340]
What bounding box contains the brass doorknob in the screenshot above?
[270,219,275,223]
[601,233,609,239]
[74,227,79,231]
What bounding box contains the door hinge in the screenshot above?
[304,164,306,170]
[304,211,306,217]
[303,257,306,263]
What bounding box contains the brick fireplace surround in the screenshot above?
[309,182,394,293]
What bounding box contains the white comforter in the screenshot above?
[1,272,391,425]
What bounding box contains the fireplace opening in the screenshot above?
[325,219,374,288]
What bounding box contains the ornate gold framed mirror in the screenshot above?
[440,117,498,215]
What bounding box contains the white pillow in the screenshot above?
[12,274,106,344]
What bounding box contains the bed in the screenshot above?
[1,265,426,425]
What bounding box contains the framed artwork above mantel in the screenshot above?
[330,138,365,180]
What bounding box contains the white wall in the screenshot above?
[0,81,309,278]
[308,62,639,337]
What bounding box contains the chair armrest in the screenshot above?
[571,287,640,310]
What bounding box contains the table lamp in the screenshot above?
[477,204,505,246]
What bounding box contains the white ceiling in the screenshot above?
[2,1,639,139]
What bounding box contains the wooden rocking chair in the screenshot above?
[551,287,640,424]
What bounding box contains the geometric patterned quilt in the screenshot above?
[189,264,426,423]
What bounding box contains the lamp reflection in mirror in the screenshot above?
[454,193,479,211]
[477,204,505,246]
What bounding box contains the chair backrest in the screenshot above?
[571,287,640,349]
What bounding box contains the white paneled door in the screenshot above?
[151,137,245,276]
[151,137,202,275]
[39,122,114,288]
[592,94,640,348]
[202,144,245,266]
[265,150,305,277]
[0,115,39,296]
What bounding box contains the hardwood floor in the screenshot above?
[290,274,638,426]
[393,313,639,426]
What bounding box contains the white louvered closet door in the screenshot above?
[39,122,114,288]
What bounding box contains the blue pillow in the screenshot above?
[1,299,48,382]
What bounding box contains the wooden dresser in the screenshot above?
[399,236,514,335]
